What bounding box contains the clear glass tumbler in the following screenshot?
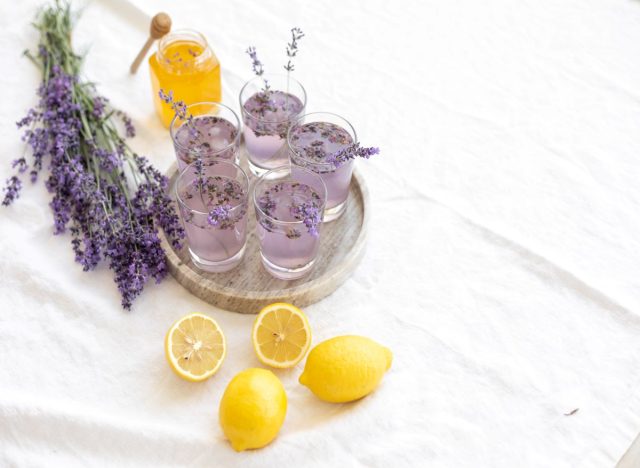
[170,102,241,172]
[287,112,357,222]
[253,165,327,280]
[240,74,307,176]
[175,159,249,272]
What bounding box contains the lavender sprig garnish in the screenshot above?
[2,2,184,309]
[284,27,304,105]
[327,143,380,168]
[284,27,305,74]
[158,89,188,121]
[246,46,270,94]
[290,200,321,238]
[192,157,207,198]
[159,88,211,157]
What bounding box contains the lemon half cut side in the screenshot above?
[252,303,312,368]
[165,313,226,382]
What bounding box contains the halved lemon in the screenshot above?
[165,313,226,382]
[252,303,312,368]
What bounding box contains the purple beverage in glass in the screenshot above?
[170,102,241,171]
[288,112,357,222]
[176,159,249,273]
[240,74,306,176]
[253,165,327,280]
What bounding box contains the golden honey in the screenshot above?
[149,30,221,127]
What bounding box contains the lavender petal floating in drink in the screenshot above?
[240,74,306,175]
[176,160,249,273]
[253,166,326,280]
[169,101,241,171]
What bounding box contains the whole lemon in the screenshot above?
[299,335,392,403]
[219,368,287,452]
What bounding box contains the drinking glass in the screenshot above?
[170,102,241,171]
[176,159,249,272]
[287,112,357,222]
[240,74,306,176]
[253,165,327,280]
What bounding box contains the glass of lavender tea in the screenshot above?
[253,165,327,280]
[170,102,241,171]
[240,74,306,176]
[287,112,357,222]
[176,159,249,273]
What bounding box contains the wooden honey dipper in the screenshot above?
[130,13,172,74]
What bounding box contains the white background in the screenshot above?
[1,0,640,466]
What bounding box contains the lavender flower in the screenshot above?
[2,2,184,309]
[193,157,206,193]
[117,110,136,138]
[284,27,304,102]
[246,46,270,93]
[2,176,22,206]
[258,195,276,217]
[207,204,232,227]
[327,143,380,168]
[11,158,28,173]
[284,27,304,73]
[92,96,107,119]
[158,89,188,121]
[290,200,321,237]
[158,88,206,148]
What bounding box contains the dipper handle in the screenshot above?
[130,13,172,74]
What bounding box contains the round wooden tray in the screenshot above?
[159,161,369,314]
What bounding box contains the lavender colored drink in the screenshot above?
[176,160,249,273]
[170,102,241,171]
[240,75,306,176]
[288,114,357,222]
[253,166,327,280]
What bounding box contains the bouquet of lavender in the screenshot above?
[2,1,184,309]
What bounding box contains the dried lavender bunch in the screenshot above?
[327,143,380,168]
[2,1,184,309]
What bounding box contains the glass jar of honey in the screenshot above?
[149,29,222,127]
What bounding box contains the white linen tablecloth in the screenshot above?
[1,0,640,466]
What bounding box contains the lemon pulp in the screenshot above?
[164,313,226,382]
[252,303,312,368]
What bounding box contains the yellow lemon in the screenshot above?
[219,368,287,451]
[252,303,312,368]
[299,335,392,403]
[164,313,226,382]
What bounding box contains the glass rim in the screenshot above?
[239,74,307,125]
[252,164,327,225]
[157,29,211,68]
[175,159,249,216]
[286,112,358,169]
[169,101,242,155]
